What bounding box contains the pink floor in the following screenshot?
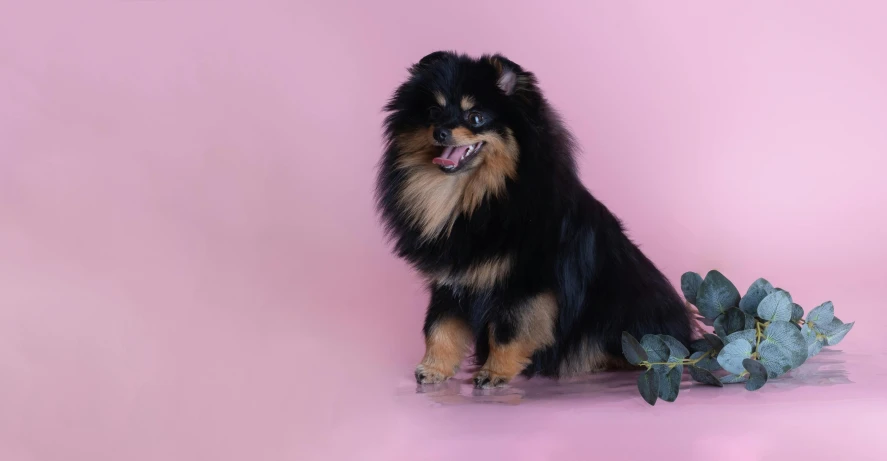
[308,342,887,461]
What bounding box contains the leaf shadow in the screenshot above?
[763,348,854,391]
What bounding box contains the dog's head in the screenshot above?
[383,51,538,177]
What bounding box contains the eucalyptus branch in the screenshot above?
[639,349,713,368]
[623,270,855,405]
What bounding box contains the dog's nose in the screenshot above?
[433,127,451,143]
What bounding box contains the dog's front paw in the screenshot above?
[473,369,513,389]
[415,363,455,384]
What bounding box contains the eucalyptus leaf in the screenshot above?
[757,290,793,322]
[823,321,854,346]
[725,329,756,346]
[808,340,825,357]
[621,332,648,365]
[758,341,794,378]
[658,366,682,402]
[791,303,805,323]
[695,270,741,319]
[690,351,721,371]
[767,320,808,367]
[637,368,659,406]
[807,301,835,327]
[640,335,669,363]
[703,333,725,351]
[652,363,671,375]
[801,323,817,344]
[659,335,689,359]
[720,373,749,384]
[803,324,825,358]
[681,272,703,304]
[814,316,844,334]
[758,321,807,377]
[690,334,725,354]
[717,338,753,374]
[695,315,716,327]
[714,308,755,338]
[689,365,724,387]
[742,358,769,391]
[739,278,774,315]
[690,338,712,353]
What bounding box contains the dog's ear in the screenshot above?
[410,51,451,74]
[487,54,529,96]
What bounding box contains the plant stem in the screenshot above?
[640,349,715,368]
[752,320,765,359]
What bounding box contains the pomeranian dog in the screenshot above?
[375,51,693,388]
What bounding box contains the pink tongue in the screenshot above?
[432,145,471,167]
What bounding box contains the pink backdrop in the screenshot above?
[2,2,886,460]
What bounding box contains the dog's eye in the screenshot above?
[467,111,485,127]
[427,106,442,121]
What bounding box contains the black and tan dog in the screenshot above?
[375,51,693,388]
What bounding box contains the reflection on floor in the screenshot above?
[398,349,863,407]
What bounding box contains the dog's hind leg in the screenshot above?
[473,292,557,388]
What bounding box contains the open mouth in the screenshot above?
[432,142,484,172]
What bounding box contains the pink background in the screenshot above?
[2,1,886,460]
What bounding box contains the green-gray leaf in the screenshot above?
[621,332,648,365]
[808,340,824,357]
[758,341,793,378]
[725,329,756,346]
[703,333,725,351]
[743,358,769,391]
[791,303,804,323]
[717,338,753,374]
[659,335,689,360]
[695,270,741,319]
[807,301,835,327]
[637,368,659,406]
[640,335,670,363]
[720,373,749,384]
[767,320,807,367]
[689,365,724,387]
[690,351,720,371]
[802,324,824,358]
[758,321,807,377]
[714,308,755,338]
[658,366,682,402]
[690,338,712,353]
[681,272,703,304]
[823,321,854,346]
[814,316,843,334]
[756,290,793,322]
[739,278,774,315]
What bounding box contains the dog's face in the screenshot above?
[384,52,533,177]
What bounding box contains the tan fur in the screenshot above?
[434,91,446,107]
[475,292,557,387]
[557,338,610,376]
[394,127,519,240]
[460,95,475,111]
[416,317,473,384]
[431,255,513,290]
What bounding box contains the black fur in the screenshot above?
[375,51,693,378]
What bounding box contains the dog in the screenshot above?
[375,51,693,388]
